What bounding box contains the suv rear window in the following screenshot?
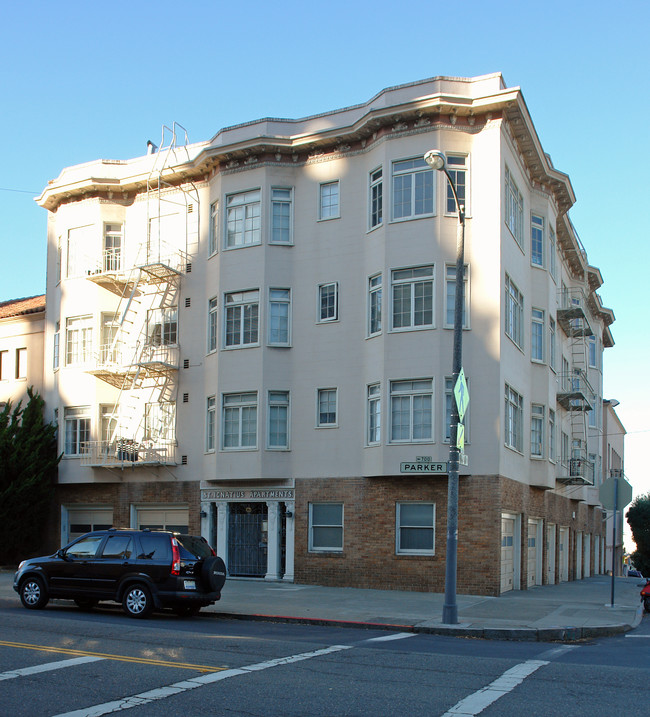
[176,534,213,559]
[138,534,172,561]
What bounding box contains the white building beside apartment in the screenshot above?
[35,73,617,595]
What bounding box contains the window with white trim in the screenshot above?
[531,308,545,362]
[317,388,337,427]
[64,406,90,456]
[531,404,544,458]
[392,157,434,220]
[144,401,176,443]
[226,190,261,248]
[222,392,257,449]
[206,396,216,452]
[368,274,382,336]
[268,391,290,449]
[445,155,468,214]
[505,384,523,452]
[369,167,383,228]
[505,275,523,348]
[0,350,6,381]
[588,335,598,368]
[309,503,343,552]
[548,409,556,463]
[65,315,93,366]
[207,297,218,353]
[505,166,524,247]
[549,225,557,281]
[549,316,557,371]
[318,283,338,322]
[103,223,122,272]
[319,181,339,220]
[53,326,60,370]
[396,502,435,554]
[209,201,218,255]
[268,289,291,346]
[146,307,178,346]
[561,431,569,467]
[271,188,293,244]
[225,290,259,347]
[445,264,469,328]
[367,383,381,445]
[66,225,94,278]
[531,214,544,266]
[391,266,433,330]
[390,379,433,443]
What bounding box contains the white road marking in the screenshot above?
[441,659,549,716]
[365,632,415,642]
[0,655,104,681]
[625,634,650,638]
[52,644,354,717]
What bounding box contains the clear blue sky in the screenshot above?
[1,1,648,522]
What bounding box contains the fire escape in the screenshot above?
[81,123,199,468]
[556,287,595,485]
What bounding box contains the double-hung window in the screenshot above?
[317,388,337,427]
[66,315,93,366]
[226,190,261,248]
[309,503,343,552]
[271,188,293,243]
[319,181,339,220]
[367,383,381,445]
[588,335,598,368]
[548,409,556,463]
[396,502,435,554]
[209,201,218,255]
[549,225,558,281]
[392,157,434,220]
[531,404,544,457]
[147,307,178,346]
[391,266,433,330]
[103,223,122,272]
[222,392,257,449]
[505,275,523,349]
[445,155,468,214]
[505,384,523,452]
[225,290,259,347]
[144,401,176,443]
[66,225,94,278]
[318,283,338,322]
[549,317,557,371]
[531,214,544,267]
[64,406,90,456]
[206,396,216,452]
[445,264,469,328]
[268,289,291,346]
[368,274,382,335]
[268,391,290,449]
[531,308,545,362]
[390,379,433,443]
[505,166,524,247]
[369,167,383,228]
[207,297,218,353]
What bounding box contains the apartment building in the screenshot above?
[36,73,616,595]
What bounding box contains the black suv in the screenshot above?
[13,529,226,618]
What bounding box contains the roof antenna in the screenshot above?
[147,140,158,154]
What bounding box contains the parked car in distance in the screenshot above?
[13,529,226,618]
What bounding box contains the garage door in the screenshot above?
[67,508,113,541]
[546,524,556,585]
[136,507,189,533]
[501,517,515,593]
[527,520,540,587]
[559,527,569,582]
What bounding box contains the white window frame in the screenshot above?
[444,154,469,215]
[390,379,433,443]
[225,189,261,248]
[64,406,91,456]
[505,165,524,248]
[207,297,218,353]
[505,275,524,349]
[209,200,218,255]
[367,383,381,445]
[588,335,598,368]
[66,225,94,278]
[206,396,216,452]
[224,290,259,348]
[505,384,524,453]
[549,316,557,372]
[391,266,434,331]
[444,264,469,329]
[53,328,60,370]
[369,167,383,229]
[531,404,545,458]
[146,307,178,346]
[271,187,293,244]
[531,214,544,267]
[267,390,290,450]
[65,315,93,366]
[317,388,338,428]
[319,181,340,220]
[222,392,258,450]
[548,409,556,464]
[144,401,176,443]
[396,502,435,555]
[309,503,343,552]
[318,282,338,323]
[368,274,382,336]
[549,224,558,281]
[103,223,122,272]
[391,157,434,221]
[268,288,291,346]
[531,308,545,363]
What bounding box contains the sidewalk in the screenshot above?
[1,571,644,642]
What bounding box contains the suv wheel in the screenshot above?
[122,584,153,618]
[20,577,49,610]
[201,556,227,593]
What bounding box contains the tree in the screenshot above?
[0,388,61,564]
[626,493,650,576]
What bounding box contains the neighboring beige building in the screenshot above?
[602,399,626,575]
[0,295,45,408]
[35,73,619,594]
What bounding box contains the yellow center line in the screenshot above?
[0,640,225,673]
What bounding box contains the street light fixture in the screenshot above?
[424,149,466,625]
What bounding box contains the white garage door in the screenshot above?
[546,524,556,585]
[501,517,515,593]
[527,520,540,587]
[67,508,113,542]
[559,527,569,582]
[136,507,189,533]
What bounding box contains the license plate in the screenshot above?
[183,580,196,590]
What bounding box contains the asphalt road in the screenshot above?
[1,597,648,716]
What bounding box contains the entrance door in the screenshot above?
[501,516,516,593]
[228,503,268,577]
[546,524,556,585]
[559,527,569,582]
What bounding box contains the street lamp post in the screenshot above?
[424,149,465,625]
